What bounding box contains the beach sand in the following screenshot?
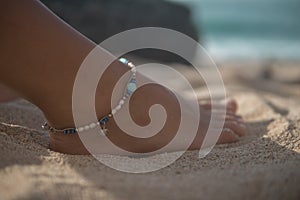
[0,62,299,200]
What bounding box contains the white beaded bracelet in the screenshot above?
[42,57,137,135]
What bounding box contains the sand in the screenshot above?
[0,62,300,200]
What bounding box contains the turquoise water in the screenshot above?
[171,0,300,60]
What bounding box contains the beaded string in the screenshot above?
[42,57,137,135]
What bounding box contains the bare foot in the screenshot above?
[46,61,246,155]
[0,1,245,155]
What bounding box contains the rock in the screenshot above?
[41,0,199,64]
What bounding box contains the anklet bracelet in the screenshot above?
[42,57,137,135]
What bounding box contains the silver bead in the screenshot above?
[116,105,122,110]
[128,62,135,68]
[131,68,137,73]
[89,122,97,129]
[77,127,84,132]
[119,100,125,105]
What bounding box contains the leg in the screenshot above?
[0,0,246,154]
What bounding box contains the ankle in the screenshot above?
[40,59,129,130]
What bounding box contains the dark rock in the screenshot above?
[41,0,199,64]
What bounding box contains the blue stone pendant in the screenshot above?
[126,78,137,95]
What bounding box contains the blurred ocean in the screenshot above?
[171,0,300,61]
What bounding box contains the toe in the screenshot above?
[224,120,246,136]
[223,99,238,113]
[217,128,239,144]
